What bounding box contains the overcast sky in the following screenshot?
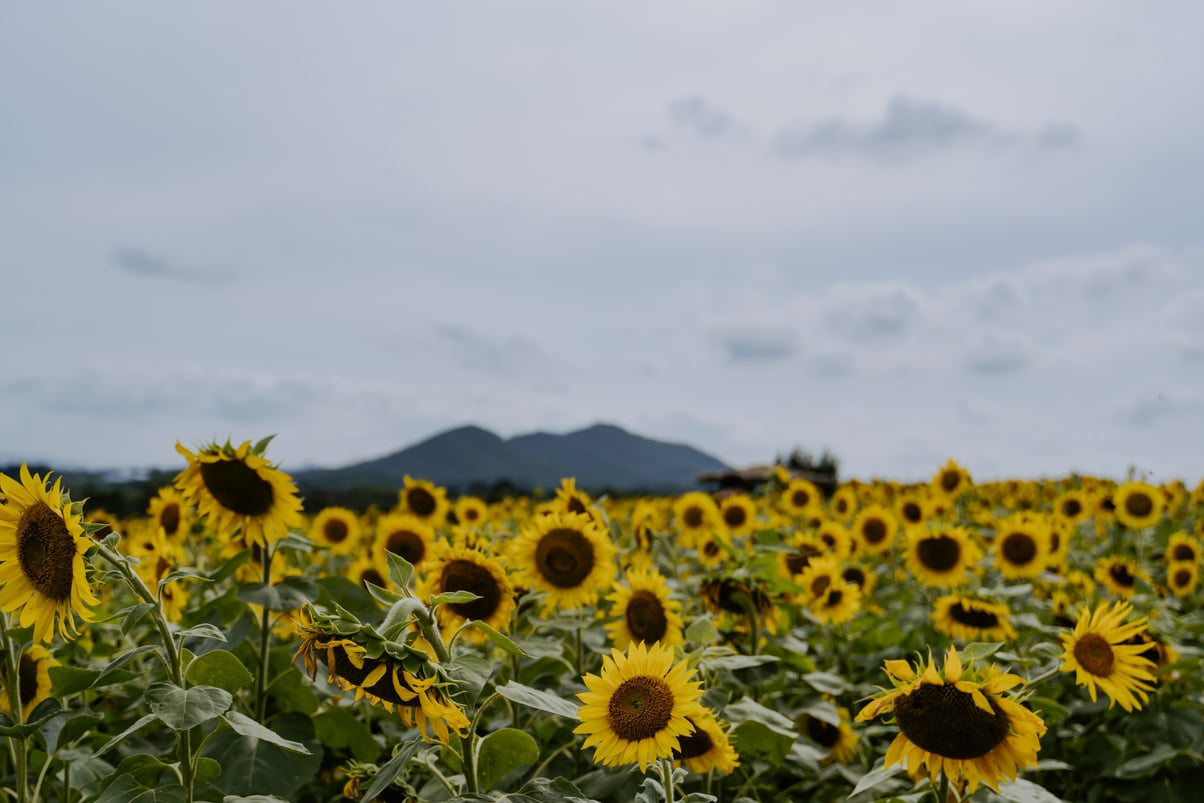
[3,2,1203,483]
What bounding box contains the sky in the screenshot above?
[3,2,1204,484]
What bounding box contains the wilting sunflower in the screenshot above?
[1053,489,1091,526]
[308,506,361,556]
[1166,562,1199,597]
[1059,600,1157,711]
[673,708,739,775]
[146,485,192,543]
[605,566,684,649]
[991,515,1050,580]
[574,640,706,770]
[0,465,101,644]
[416,543,515,644]
[1094,556,1150,599]
[796,704,858,765]
[0,645,58,721]
[372,513,437,577]
[1165,532,1200,565]
[852,505,898,557]
[174,439,303,550]
[509,511,615,612]
[295,610,469,743]
[1113,481,1165,530]
[931,458,970,500]
[397,476,450,526]
[903,526,982,589]
[856,646,1045,794]
[780,479,822,518]
[673,492,721,547]
[718,494,757,536]
[932,595,1017,642]
[453,495,488,528]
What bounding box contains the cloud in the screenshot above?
[771,96,1080,161]
[1118,393,1204,428]
[667,96,743,141]
[712,326,798,363]
[433,325,557,379]
[112,248,237,284]
[823,283,923,343]
[960,333,1033,375]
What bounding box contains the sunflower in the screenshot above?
[809,577,861,625]
[509,511,615,612]
[1058,600,1157,711]
[1113,481,1165,530]
[1166,562,1199,597]
[673,708,739,775]
[815,520,852,560]
[453,495,488,528]
[852,505,898,556]
[932,595,1017,642]
[718,494,757,536]
[1094,556,1150,599]
[552,478,595,519]
[146,485,192,543]
[673,492,721,547]
[574,640,706,770]
[991,515,1050,580]
[1045,518,1073,572]
[1165,532,1200,565]
[308,506,361,556]
[856,647,1045,795]
[295,614,469,744]
[397,476,450,527]
[1053,489,1091,526]
[372,513,437,577]
[416,543,515,644]
[700,577,782,635]
[894,492,929,530]
[174,439,303,550]
[931,458,970,499]
[794,556,842,605]
[796,704,858,765]
[0,465,101,644]
[778,532,826,580]
[841,562,877,599]
[694,529,735,571]
[780,479,822,518]
[0,645,58,721]
[605,566,684,649]
[904,526,982,588]
[829,486,858,520]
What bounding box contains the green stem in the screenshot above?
[255,542,276,723]
[0,613,29,803]
[660,757,676,803]
[937,770,950,803]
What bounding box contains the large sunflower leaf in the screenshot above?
[496,680,580,719]
[475,727,539,790]
[185,649,254,694]
[147,682,233,731]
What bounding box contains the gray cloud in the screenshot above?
[667,96,743,141]
[962,346,1029,376]
[1119,393,1204,428]
[824,284,923,343]
[713,327,798,363]
[772,96,1080,161]
[112,248,237,284]
[434,325,553,379]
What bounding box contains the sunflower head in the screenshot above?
[673,708,740,775]
[1113,481,1165,530]
[931,459,970,499]
[415,542,516,644]
[0,645,59,721]
[509,510,616,613]
[398,476,450,526]
[604,566,684,649]
[147,485,192,542]
[1059,600,1158,711]
[904,525,983,589]
[308,506,362,555]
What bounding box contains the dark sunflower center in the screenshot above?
[702,540,721,558]
[1124,492,1153,519]
[534,527,595,588]
[1171,544,1196,561]
[1061,499,1082,518]
[1073,632,1115,676]
[723,505,748,529]
[1001,533,1036,565]
[385,530,426,564]
[406,487,437,518]
[321,642,420,708]
[1108,562,1135,588]
[862,518,887,544]
[607,676,675,741]
[1048,530,1061,554]
[625,590,668,643]
[705,580,768,615]
[566,497,587,515]
[682,506,704,530]
[442,559,502,621]
[784,548,818,575]
[823,588,844,608]
[323,518,349,544]
[1172,567,1193,588]
[835,498,850,515]
[810,575,832,597]
[16,501,76,601]
[159,503,181,536]
[463,506,481,522]
[941,471,961,493]
[950,601,1000,629]
[18,652,39,707]
[673,718,714,760]
[359,567,385,589]
[901,502,923,524]
[791,490,811,509]
[917,535,961,572]
[893,683,1010,759]
[199,459,274,516]
[803,715,841,748]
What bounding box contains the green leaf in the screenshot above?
[147,682,233,731]
[160,567,213,587]
[95,713,159,757]
[49,666,103,697]
[237,576,319,612]
[476,728,540,789]
[40,710,102,755]
[800,671,848,694]
[386,551,414,591]
[201,712,322,799]
[195,757,222,785]
[221,711,312,754]
[95,754,175,794]
[94,775,187,803]
[705,654,779,672]
[314,707,381,763]
[726,697,797,765]
[222,796,291,803]
[359,738,424,802]
[457,620,526,656]
[496,680,580,719]
[685,618,719,645]
[430,589,482,607]
[186,650,254,694]
[176,623,229,643]
[995,778,1064,802]
[121,602,156,635]
[959,641,1005,663]
[1112,743,1179,779]
[849,761,906,797]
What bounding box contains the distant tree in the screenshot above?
[776,446,841,498]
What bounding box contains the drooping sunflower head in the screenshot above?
[931,458,970,499]
[174,439,303,549]
[605,566,684,649]
[415,542,515,644]
[931,594,1017,642]
[147,485,192,543]
[904,525,983,589]
[509,510,616,613]
[1113,481,1165,530]
[308,506,362,555]
[1059,600,1157,711]
[856,646,1046,794]
[991,515,1050,580]
[673,708,740,776]
[0,465,101,644]
[852,505,898,557]
[573,640,706,770]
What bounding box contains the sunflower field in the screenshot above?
[1,440,1202,803]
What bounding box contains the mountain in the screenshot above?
[293,423,729,493]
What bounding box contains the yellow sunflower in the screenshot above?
[903,526,982,588]
[552,478,595,519]
[1052,489,1091,526]
[894,491,929,530]
[780,478,822,518]
[1113,481,1165,530]
[574,640,706,770]
[174,439,303,549]
[348,558,390,593]
[694,529,735,571]
[371,513,437,577]
[815,520,852,560]
[718,494,757,536]
[829,486,858,520]
[991,515,1050,580]
[0,465,101,644]
[308,506,361,555]
[856,646,1045,795]
[931,458,970,500]
[1094,556,1150,599]
[605,566,684,649]
[673,708,739,776]
[1165,532,1200,565]
[809,577,861,625]
[673,492,722,547]
[1166,562,1199,597]
[509,511,615,612]
[1059,600,1157,711]
[453,495,488,528]
[841,562,877,599]
[777,531,826,581]
[0,645,58,721]
[796,704,858,765]
[397,476,450,527]
[852,505,898,557]
[415,543,515,645]
[146,485,192,543]
[932,595,1016,642]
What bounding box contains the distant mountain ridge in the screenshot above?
[293,423,729,493]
